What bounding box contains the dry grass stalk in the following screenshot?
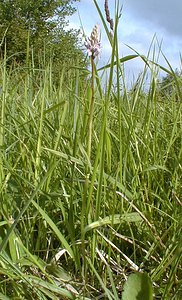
[104,0,114,31]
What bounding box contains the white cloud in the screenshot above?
[124,0,182,38]
[68,0,182,80]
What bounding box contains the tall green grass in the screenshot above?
[0,1,181,299]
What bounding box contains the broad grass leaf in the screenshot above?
[43,147,84,166]
[122,272,153,300]
[97,55,140,71]
[32,200,74,259]
[46,263,72,282]
[29,277,75,299]
[84,212,142,233]
[0,292,11,300]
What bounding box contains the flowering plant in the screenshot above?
[85,24,101,60]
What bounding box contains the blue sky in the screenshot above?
[68,0,182,83]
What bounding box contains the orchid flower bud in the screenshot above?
[85,24,101,60]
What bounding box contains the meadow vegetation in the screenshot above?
[0,0,181,299]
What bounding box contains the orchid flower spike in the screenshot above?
[85,24,101,60]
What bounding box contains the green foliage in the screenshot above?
[158,69,182,99]
[0,0,181,299]
[0,0,85,73]
[122,273,153,300]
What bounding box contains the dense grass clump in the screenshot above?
[0,1,181,299]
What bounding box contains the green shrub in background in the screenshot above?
[0,0,85,77]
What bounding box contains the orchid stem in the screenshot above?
[87,56,95,160]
